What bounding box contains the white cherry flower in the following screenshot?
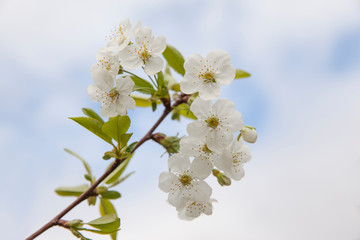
[118,26,166,75]
[177,199,216,220]
[180,50,235,100]
[180,135,219,167]
[88,71,135,117]
[187,97,244,152]
[158,154,212,208]
[215,139,251,181]
[106,19,141,53]
[90,48,119,78]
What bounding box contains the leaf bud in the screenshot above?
[95,186,108,194]
[87,196,97,206]
[68,219,83,228]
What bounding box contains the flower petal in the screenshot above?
[179,136,202,157]
[168,153,191,174]
[188,180,212,203]
[115,76,134,95]
[118,45,143,70]
[144,56,164,75]
[184,53,204,73]
[186,121,208,137]
[198,82,221,100]
[189,97,212,120]
[206,50,232,68]
[215,148,233,172]
[180,77,200,94]
[135,27,154,45]
[100,102,118,118]
[222,110,244,132]
[151,36,167,55]
[91,69,114,89]
[118,95,135,110]
[87,84,102,102]
[206,130,232,152]
[230,165,245,181]
[159,172,178,193]
[212,98,236,118]
[216,65,235,85]
[189,156,212,180]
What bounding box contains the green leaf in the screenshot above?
[125,142,137,152]
[100,191,121,199]
[99,198,118,240]
[130,76,155,95]
[120,133,133,149]
[176,103,197,120]
[156,71,165,88]
[76,227,119,235]
[82,108,104,124]
[55,184,89,197]
[86,214,120,233]
[131,94,161,107]
[151,101,157,112]
[235,69,251,79]
[171,83,180,92]
[162,45,185,76]
[108,171,135,188]
[104,155,132,184]
[100,198,116,216]
[64,148,92,176]
[69,117,112,145]
[102,116,131,143]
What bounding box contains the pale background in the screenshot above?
[0,0,360,239]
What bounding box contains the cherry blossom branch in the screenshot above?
[26,93,189,240]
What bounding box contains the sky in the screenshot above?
[0,0,360,239]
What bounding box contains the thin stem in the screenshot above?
[26,93,190,240]
[123,70,143,81]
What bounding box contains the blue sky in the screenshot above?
[0,0,360,239]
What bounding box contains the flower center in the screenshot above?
[108,88,119,102]
[201,71,216,84]
[179,174,192,186]
[202,144,213,154]
[205,117,219,129]
[140,45,151,63]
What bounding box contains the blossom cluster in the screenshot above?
[87,19,167,117]
[86,18,257,221]
[159,51,256,220]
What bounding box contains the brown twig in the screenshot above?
[26,93,190,240]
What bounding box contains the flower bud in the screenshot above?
[241,126,257,143]
[212,169,231,186]
[152,133,180,155]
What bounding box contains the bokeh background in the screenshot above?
[1,0,360,239]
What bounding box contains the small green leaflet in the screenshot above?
[81,108,104,123]
[55,184,89,197]
[64,148,92,176]
[102,115,131,143]
[162,45,185,76]
[130,75,156,95]
[235,69,251,79]
[69,117,113,145]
